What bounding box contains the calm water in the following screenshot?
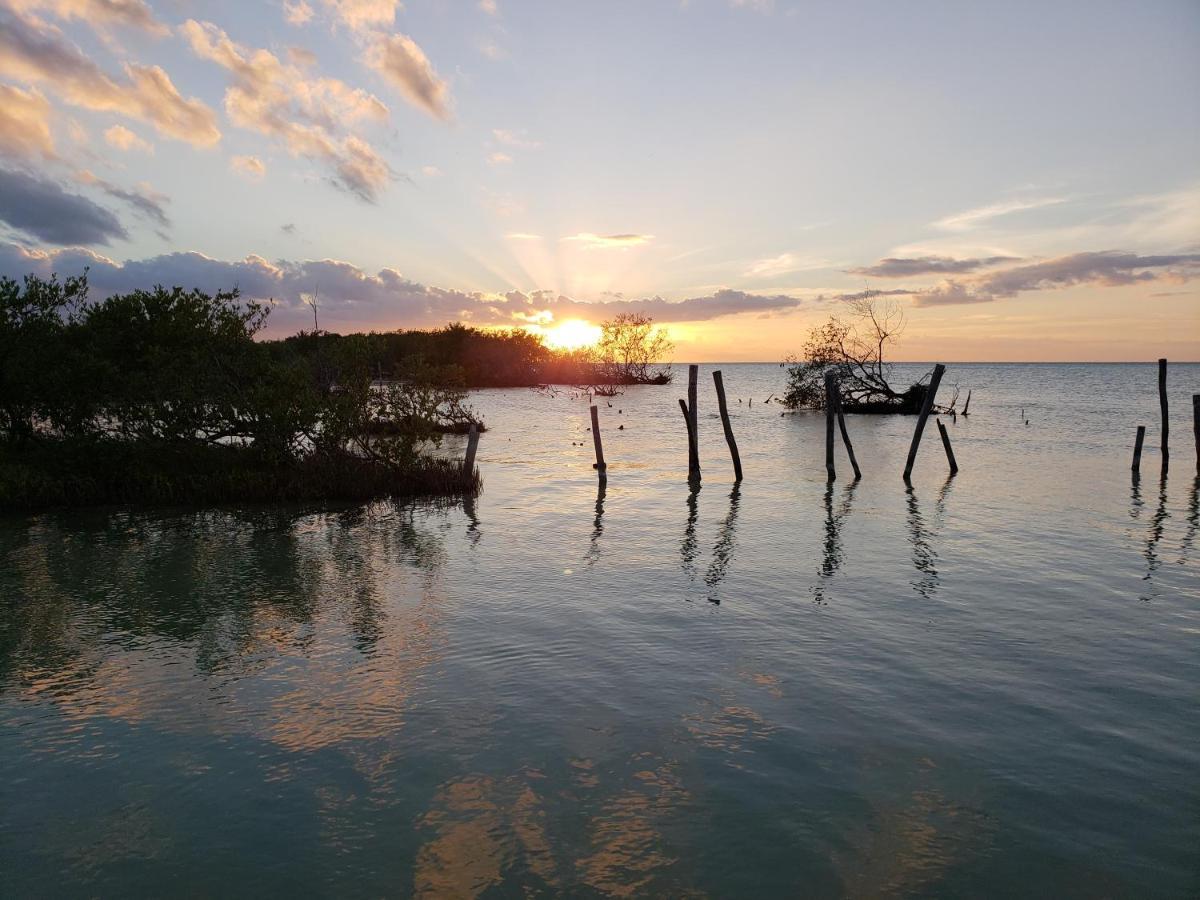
[2,363,1198,897]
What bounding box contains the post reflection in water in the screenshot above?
[905,478,953,600]
[585,481,606,568]
[680,482,701,582]
[462,494,481,547]
[1179,476,1199,565]
[811,479,858,604]
[704,484,742,603]
[1140,475,1170,599]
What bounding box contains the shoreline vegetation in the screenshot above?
[0,273,672,509]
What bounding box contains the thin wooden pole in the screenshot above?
[903,363,946,481]
[824,370,836,481]
[1132,425,1146,474]
[1158,359,1168,476]
[589,405,606,478]
[961,389,971,416]
[833,382,862,480]
[1193,394,1199,474]
[687,364,700,481]
[463,423,479,476]
[936,417,959,474]
[679,397,698,481]
[712,370,743,481]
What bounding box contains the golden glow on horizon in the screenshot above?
[540,319,603,350]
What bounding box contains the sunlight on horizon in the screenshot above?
[538,319,604,350]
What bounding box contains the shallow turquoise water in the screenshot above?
[1,363,1198,897]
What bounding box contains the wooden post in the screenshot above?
[462,423,479,476]
[903,363,946,480]
[589,405,606,478]
[1193,394,1199,474]
[679,398,698,480]
[824,370,836,481]
[833,382,862,480]
[1158,359,1168,475]
[961,389,971,416]
[687,364,700,481]
[712,370,743,481]
[1132,425,1146,474]
[936,418,959,475]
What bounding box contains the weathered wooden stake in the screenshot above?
[712,370,743,481]
[962,389,972,416]
[462,423,480,476]
[903,363,946,480]
[687,364,700,481]
[589,405,606,478]
[679,398,699,481]
[824,370,837,480]
[833,382,862,480]
[1193,394,1199,474]
[936,417,959,475]
[1132,425,1146,473]
[1158,358,1169,475]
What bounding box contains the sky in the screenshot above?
[0,0,1197,360]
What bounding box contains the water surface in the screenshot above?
[2,363,1198,896]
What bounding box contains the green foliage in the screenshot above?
[0,273,481,507]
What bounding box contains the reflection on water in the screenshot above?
[679,482,701,582]
[585,482,605,568]
[812,479,858,604]
[2,364,1199,897]
[905,484,937,599]
[704,484,741,603]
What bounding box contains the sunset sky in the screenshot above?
[0,0,1197,360]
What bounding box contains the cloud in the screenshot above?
[0,168,127,244]
[486,151,512,165]
[420,165,441,177]
[180,19,392,201]
[368,33,452,120]
[848,255,1020,277]
[230,154,266,180]
[7,0,167,36]
[0,9,220,146]
[103,123,153,154]
[492,128,541,149]
[75,169,169,232]
[562,233,654,249]
[934,195,1068,231]
[505,233,541,241]
[283,0,314,26]
[0,84,56,160]
[287,46,318,68]
[479,0,498,14]
[912,251,1200,306]
[478,39,507,61]
[744,252,832,278]
[322,0,399,30]
[0,243,803,331]
[281,223,297,234]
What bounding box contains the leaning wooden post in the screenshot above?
[589,405,607,480]
[462,423,480,477]
[1193,394,1199,474]
[961,389,971,416]
[712,370,743,481]
[1132,425,1146,474]
[824,370,837,481]
[903,363,946,480]
[833,382,862,480]
[686,364,700,481]
[936,418,959,475]
[1158,359,1168,475]
[679,398,698,480]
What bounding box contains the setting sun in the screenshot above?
[542,319,603,351]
